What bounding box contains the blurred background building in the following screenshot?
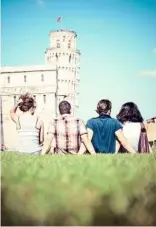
[0,29,81,150]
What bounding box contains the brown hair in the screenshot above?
[18,93,35,112]
[116,102,143,123]
[96,99,112,115]
[59,101,71,115]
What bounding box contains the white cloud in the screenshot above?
[36,0,45,6]
[153,48,156,54]
[140,70,156,77]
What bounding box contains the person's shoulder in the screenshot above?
[88,117,99,122]
[74,118,85,123]
[86,117,99,126]
[109,117,122,125]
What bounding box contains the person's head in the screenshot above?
[59,101,71,115]
[18,93,36,114]
[116,102,143,123]
[96,99,112,115]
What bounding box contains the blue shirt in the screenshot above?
[86,114,123,153]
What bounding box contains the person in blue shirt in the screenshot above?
[79,99,136,154]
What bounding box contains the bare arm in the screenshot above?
[149,144,153,153]
[39,121,44,145]
[80,133,96,155]
[115,129,136,154]
[41,133,54,155]
[10,102,20,123]
[115,140,120,154]
[78,128,94,154]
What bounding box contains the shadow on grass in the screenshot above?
[1,183,156,226]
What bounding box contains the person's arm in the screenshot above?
[80,133,96,154]
[36,118,44,145]
[149,144,153,153]
[115,129,136,154]
[78,120,95,155]
[39,121,44,145]
[41,133,54,155]
[10,99,22,123]
[40,121,54,155]
[78,128,94,154]
[115,140,120,154]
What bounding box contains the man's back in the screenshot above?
[48,114,87,154]
[86,114,122,153]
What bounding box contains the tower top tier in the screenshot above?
[49,29,77,50]
[49,29,77,38]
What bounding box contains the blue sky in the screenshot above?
[2,0,156,121]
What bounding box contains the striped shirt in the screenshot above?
[48,114,87,154]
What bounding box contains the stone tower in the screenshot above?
[45,29,80,116]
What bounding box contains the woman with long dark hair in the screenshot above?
[10,93,44,154]
[116,102,152,153]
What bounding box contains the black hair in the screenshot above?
[59,101,71,115]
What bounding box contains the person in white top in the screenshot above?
[10,93,44,154]
[116,102,152,153]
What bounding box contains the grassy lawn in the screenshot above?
[1,151,156,226]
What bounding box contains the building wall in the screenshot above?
[0,67,57,150]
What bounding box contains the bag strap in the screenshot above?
[140,122,146,132]
[76,120,80,151]
[138,122,150,153]
[64,118,69,152]
[54,119,58,150]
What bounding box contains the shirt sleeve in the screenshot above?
[79,120,87,135]
[47,120,55,135]
[86,119,94,131]
[114,120,123,132]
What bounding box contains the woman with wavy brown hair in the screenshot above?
[10,93,44,154]
[116,102,152,153]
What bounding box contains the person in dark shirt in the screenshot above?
[79,99,136,154]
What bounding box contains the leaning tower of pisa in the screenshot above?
[45,29,80,116]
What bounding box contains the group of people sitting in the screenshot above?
[10,93,153,155]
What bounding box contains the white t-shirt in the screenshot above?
[122,122,141,152]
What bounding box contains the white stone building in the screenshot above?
[0,29,80,150]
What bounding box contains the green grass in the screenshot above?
[1,151,156,226]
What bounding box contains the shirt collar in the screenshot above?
[99,114,111,119]
[61,113,72,119]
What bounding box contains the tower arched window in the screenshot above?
[68,43,71,48]
[41,74,44,82]
[24,75,27,83]
[43,95,46,104]
[14,96,16,105]
[56,53,58,60]
[69,54,71,63]
[63,36,65,42]
[7,76,10,83]
[57,43,60,48]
